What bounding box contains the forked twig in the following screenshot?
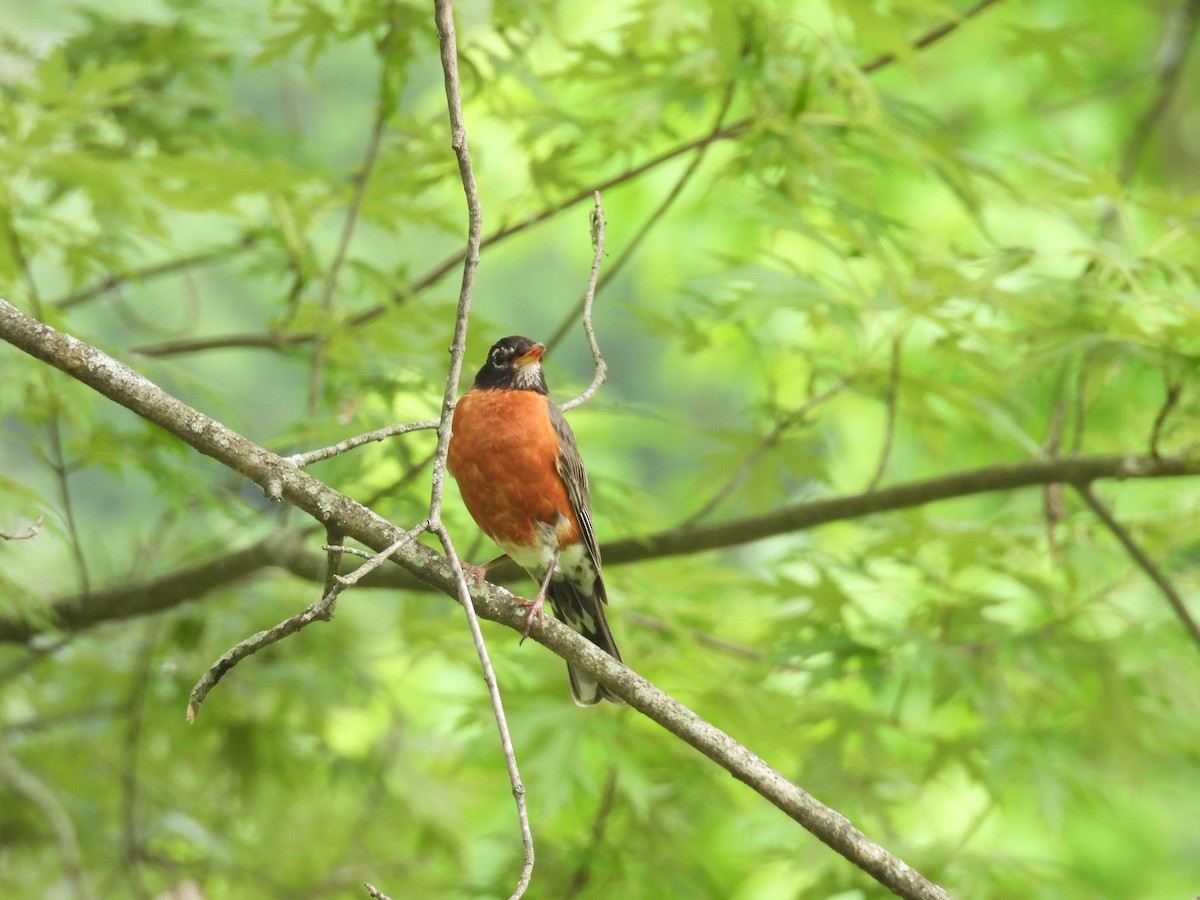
[560,193,608,413]
[287,419,439,468]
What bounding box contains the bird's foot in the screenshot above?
[461,561,491,585]
[515,593,547,643]
[460,554,508,586]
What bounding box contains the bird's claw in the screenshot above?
[515,593,547,643]
[461,562,491,585]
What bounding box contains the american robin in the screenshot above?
[447,335,624,706]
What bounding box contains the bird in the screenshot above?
[446,335,624,706]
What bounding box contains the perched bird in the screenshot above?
[447,335,624,706]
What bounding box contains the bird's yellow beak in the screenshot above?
[516,343,545,367]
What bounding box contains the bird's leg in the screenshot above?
[517,553,558,642]
[461,554,508,585]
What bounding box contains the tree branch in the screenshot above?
[5,450,1200,644]
[1075,482,1200,655]
[0,298,950,899]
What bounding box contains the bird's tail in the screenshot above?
[546,577,624,706]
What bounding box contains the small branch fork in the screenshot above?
[0,515,43,541]
[560,193,608,413]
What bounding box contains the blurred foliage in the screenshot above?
[1,0,1199,897]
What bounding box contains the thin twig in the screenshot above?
[7,228,91,596]
[1075,482,1200,657]
[1118,0,1200,183]
[0,738,97,900]
[546,80,738,353]
[287,419,439,468]
[559,193,608,413]
[683,381,849,525]
[184,524,416,722]
[866,335,904,492]
[412,4,536,900]
[860,0,1007,74]
[52,235,260,310]
[563,768,620,899]
[185,591,337,722]
[333,521,425,592]
[308,22,396,413]
[1149,378,1183,459]
[119,620,160,900]
[0,514,43,541]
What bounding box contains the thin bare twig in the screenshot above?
[393,4,536,900]
[563,768,620,899]
[859,0,1007,74]
[308,18,397,413]
[683,381,849,525]
[185,592,335,722]
[7,228,91,596]
[559,193,607,413]
[52,235,260,310]
[120,621,160,900]
[332,521,425,592]
[0,738,97,900]
[287,419,439,468]
[0,514,43,541]
[866,335,904,492]
[546,80,738,353]
[1149,378,1183,459]
[1075,482,1200,656]
[185,525,370,722]
[1118,0,1200,182]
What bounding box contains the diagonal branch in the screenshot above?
[51,235,260,311]
[1118,0,1200,182]
[0,299,949,899]
[859,0,1006,75]
[0,738,96,900]
[1075,482,1200,655]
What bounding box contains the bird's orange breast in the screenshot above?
[447,388,581,550]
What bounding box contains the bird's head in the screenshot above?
[472,335,548,393]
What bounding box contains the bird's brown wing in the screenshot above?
[547,400,602,575]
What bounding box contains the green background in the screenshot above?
[2,0,1199,897]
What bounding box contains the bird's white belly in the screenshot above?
[499,528,595,594]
